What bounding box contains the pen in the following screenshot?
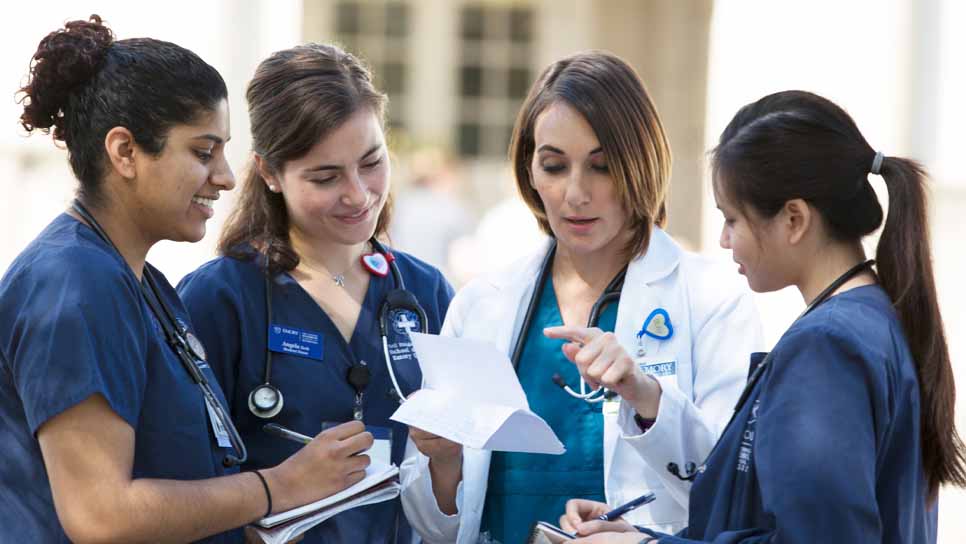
[263,423,312,445]
[598,492,656,521]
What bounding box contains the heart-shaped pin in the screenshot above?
[360,252,389,277]
[637,308,673,340]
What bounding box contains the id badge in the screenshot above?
[603,397,621,417]
[367,426,393,465]
[204,397,233,448]
[638,359,677,378]
[268,324,324,361]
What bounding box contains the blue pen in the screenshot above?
[598,492,656,521]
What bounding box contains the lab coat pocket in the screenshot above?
[620,485,687,534]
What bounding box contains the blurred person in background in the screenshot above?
[0,16,375,543]
[560,91,963,544]
[400,50,761,544]
[447,187,547,286]
[391,147,473,279]
[178,43,454,543]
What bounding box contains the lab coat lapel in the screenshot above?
[458,240,551,542]
[604,228,683,483]
[491,238,553,358]
[614,228,683,360]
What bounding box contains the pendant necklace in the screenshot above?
[300,259,351,288]
[300,243,373,288]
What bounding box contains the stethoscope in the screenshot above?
[510,239,627,404]
[666,258,876,482]
[71,200,248,468]
[247,238,429,420]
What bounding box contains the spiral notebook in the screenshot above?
[250,461,400,544]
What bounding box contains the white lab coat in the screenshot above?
[400,228,762,542]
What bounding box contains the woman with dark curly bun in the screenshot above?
[0,15,376,543]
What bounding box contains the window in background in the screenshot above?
[456,3,534,158]
[333,0,411,133]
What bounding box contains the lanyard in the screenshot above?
[70,201,248,467]
[669,258,875,482]
[730,259,875,418]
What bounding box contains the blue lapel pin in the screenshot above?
[637,308,674,357]
[637,308,673,341]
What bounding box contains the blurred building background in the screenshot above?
[1,0,963,539]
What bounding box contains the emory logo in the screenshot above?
[391,309,421,336]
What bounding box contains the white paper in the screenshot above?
[390,333,565,455]
[252,460,400,544]
[369,438,392,466]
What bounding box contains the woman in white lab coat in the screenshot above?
[399,51,761,543]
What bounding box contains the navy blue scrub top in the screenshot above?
[178,244,454,544]
[0,214,239,543]
[640,285,938,544]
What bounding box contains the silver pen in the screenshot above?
[263,423,312,444]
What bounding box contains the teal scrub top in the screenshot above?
[480,274,617,544]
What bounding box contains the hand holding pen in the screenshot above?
[259,421,373,515]
[559,493,656,536]
[264,423,313,444]
[598,492,656,521]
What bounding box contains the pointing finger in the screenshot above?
[544,326,602,345]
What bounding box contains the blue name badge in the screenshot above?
[268,324,323,361]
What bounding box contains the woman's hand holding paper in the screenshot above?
[409,426,463,515]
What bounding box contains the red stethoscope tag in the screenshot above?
[361,252,390,277]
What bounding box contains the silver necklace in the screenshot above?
[300,260,351,288]
[299,243,372,289]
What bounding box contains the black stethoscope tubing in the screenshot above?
[71,200,248,468]
[249,237,428,419]
[510,239,627,401]
[667,258,876,481]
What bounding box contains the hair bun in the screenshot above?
[18,14,115,140]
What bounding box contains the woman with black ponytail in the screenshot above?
[557,90,963,543]
[0,15,374,543]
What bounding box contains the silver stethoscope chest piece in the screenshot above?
[248,383,284,419]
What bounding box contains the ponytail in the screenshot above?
[713,90,966,497]
[876,156,966,496]
[217,160,296,273]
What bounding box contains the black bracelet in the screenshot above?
[251,470,272,518]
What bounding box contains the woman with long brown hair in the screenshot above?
[177,43,453,543]
[560,91,963,543]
